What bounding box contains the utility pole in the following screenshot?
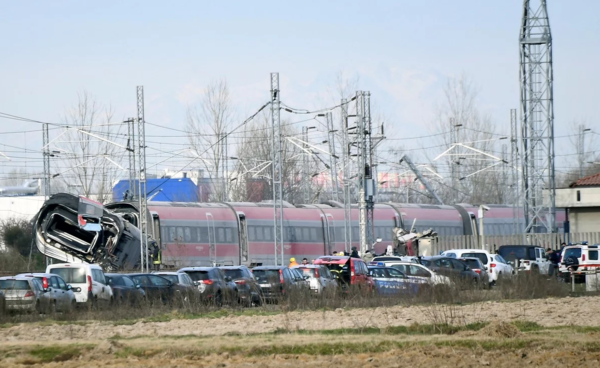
[270,73,284,266]
[510,109,520,234]
[125,118,136,199]
[578,125,591,178]
[42,123,51,267]
[302,126,312,204]
[326,112,340,202]
[520,0,556,233]
[221,133,229,201]
[136,86,149,272]
[341,99,352,253]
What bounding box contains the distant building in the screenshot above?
[555,172,600,233]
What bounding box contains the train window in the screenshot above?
[287,227,297,242]
[217,228,225,243]
[352,226,359,241]
[198,227,208,242]
[184,227,192,242]
[248,226,256,241]
[310,228,317,242]
[176,227,184,242]
[302,228,310,242]
[225,228,233,242]
[265,227,273,242]
[161,227,167,242]
[168,227,176,242]
[255,226,263,241]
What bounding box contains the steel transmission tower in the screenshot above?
[326,112,340,202]
[136,86,149,271]
[519,0,556,233]
[42,123,51,198]
[126,118,136,198]
[510,109,521,234]
[270,73,284,266]
[341,98,353,253]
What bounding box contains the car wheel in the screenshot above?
[214,291,223,307]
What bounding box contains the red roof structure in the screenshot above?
[570,172,600,188]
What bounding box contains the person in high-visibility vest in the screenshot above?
[151,243,161,271]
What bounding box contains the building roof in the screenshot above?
[570,172,600,188]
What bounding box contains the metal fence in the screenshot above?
[431,232,600,255]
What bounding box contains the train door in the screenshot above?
[326,214,336,253]
[320,214,332,256]
[206,213,216,265]
[237,212,249,265]
[150,211,162,248]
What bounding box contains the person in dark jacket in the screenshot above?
[350,246,360,258]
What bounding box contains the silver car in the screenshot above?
[291,265,338,295]
[0,276,47,313]
[16,273,77,313]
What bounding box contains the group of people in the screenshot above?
[287,246,364,267]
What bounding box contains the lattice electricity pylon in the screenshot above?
[42,123,51,198]
[340,98,352,253]
[270,73,284,266]
[510,108,521,233]
[136,86,149,272]
[126,118,136,199]
[519,0,556,233]
[325,112,340,202]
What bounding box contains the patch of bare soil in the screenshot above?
[2,295,599,343]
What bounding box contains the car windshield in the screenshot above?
[463,259,481,269]
[420,259,432,267]
[159,275,179,284]
[106,276,123,286]
[296,268,316,278]
[252,270,281,284]
[183,271,210,281]
[564,248,582,259]
[50,267,86,284]
[222,269,244,279]
[462,253,488,265]
[498,246,536,261]
[0,280,30,290]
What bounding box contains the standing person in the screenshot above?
[350,246,359,258]
[151,243,161,271]
[301,258,309,265]
[289,257,299,267]
[362,250,374,263]
[546,248,558,276]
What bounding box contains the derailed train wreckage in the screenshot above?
[33,194,145,270]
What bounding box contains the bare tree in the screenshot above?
[428,75,507,204]
[186,79,233,201]
[58,92,123,203]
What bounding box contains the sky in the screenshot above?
[0,0,598,183]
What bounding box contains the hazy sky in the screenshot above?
[0,0,598,180]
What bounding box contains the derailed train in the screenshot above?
[33,193,565,270]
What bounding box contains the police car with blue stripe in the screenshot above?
[367,263,423,296]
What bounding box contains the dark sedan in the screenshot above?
[220,266,262,306]
[420,256,480,286]
[153,272,200,303]
[178,267,238,306]
[105,274,145,305]
[127,273,175,304]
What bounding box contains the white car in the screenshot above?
[291,265,338,295]
[559,244,600,282]
[378,261,452,285]
[497,245,551,275]
[47,263,113,307]
[441,249,514,285]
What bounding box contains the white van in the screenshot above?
[441,249,514,285]
[46,263,113,307]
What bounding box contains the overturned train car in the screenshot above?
[33,193,144,270]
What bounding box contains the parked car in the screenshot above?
[178,267,237,305]
[559,244,600,283]
[0,290,5,315]
[251,266,306,303]
[497,245,551,274]
[376,261,452,285]
[458,258,490,286]
[291,265,338,296]
[0,276,50,313]
[372,256,419,263]
[367,266,421,296]
[46,263,113,307]
[441,249,513,285]
[220,266,262,306]
[127,273,176,304]
[153,271,199,303]
[16,273,76,312]
[420,256,480,286]
[105,274,146,305]
[314,256,373,293]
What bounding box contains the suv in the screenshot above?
[46,263,113,307]
[16,273,76,312]
[381,261,452,285]
[153,271,199,302]
[441,249,513,285]
[420,256,480,285]
[314,256,373,293]
[220,266,262,306]
[251,266,306,303]
[497,245,551,275]
[559,244,600,283]
[178,267,237,305]
[291,265,338,296]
